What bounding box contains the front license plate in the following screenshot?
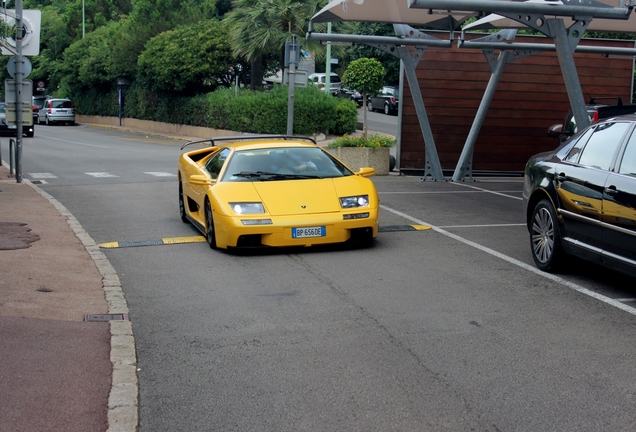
[292,226,326,238]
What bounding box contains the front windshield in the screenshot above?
[221,147,353,182]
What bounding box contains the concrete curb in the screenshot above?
[26,180,138,432]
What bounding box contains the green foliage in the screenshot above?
[342,58,385,95]
[328,134,396,149]
[332,98,359,135]
[138,20,233,94]
[75,83,357,136]
[344,23,400,85]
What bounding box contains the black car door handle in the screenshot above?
[604,185,618,196]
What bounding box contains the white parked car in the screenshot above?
[38,98,75,126]
[308,73,342,95]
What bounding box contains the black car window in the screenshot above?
[618,129,636,176]
[577,122,630,170]
[204,148,230,180]
[563,127,594,163]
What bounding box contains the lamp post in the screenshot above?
[82,0,85,37]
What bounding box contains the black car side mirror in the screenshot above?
[547,123,563,138]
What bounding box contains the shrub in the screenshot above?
[328,133,395,149]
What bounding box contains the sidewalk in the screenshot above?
[0,160,137,432]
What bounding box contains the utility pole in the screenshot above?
[14,0,23,183]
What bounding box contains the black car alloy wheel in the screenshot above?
[530,199,563,271]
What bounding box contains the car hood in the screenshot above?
[253,179,341,215]
[214,176,375,217]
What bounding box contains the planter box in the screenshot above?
[329,147,390,176]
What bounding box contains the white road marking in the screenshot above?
[381,203,636,317]
[438,223,526,228]
[144,172,176,177]
[28,173,57,178]
[453,182,523,200]
[86,172,119,178]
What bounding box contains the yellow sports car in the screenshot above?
[178,135,379,250]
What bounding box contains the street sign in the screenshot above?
[1,10,42,56]
[6,104,33,126]
[7,55,32,78]
[5,79,33,104]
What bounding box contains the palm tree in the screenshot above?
[223,0,328,89]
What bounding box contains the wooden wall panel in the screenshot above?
[400,34,635,174]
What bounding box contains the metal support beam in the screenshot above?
[408,0,632,21]
[547,18,591,131]
[452,31,517,182]
[306,27,448,180]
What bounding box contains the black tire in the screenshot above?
[530,199,563,271]
[389,155,396,171]
[178,182,188,223]
[45,116,50,126]
[367,99,374,112]
[384,103,390,115]
[205,200,218,249]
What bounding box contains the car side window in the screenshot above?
[618,129,636,176]
[204,148,230,180]
[577,122,629,170]
[563,127,594,163]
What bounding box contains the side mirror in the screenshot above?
[547,123,563,138]
[356,167,376,178]
[189,174,214,185]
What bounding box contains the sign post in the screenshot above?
[285,36,300,136]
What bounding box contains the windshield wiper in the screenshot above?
[232,171,322,180]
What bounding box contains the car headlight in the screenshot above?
[340,195,369,209]
[229,202,264,214]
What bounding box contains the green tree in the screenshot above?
[344,23,400,85]
[342,57,385,134]
[223,0,326,89]
[137,20,233,94]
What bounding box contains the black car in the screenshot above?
[0,102,35,137]
[523,114,636,277]
[367,85,399,115]
[335,87,363,106]
[548,97,636,144]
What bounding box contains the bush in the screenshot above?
[328,133,396,149]
[70,83,359,136]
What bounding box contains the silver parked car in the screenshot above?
[38,98,75,125]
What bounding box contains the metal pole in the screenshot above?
[286,35,296,136]
[325,22,331,95]
[15,0,23,183]
[452,49,511,182]
[548,18,590,131]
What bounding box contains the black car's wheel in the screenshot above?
[530,199,563,271]
[178,182,188,223]
[367,99,374,112]
[205,200,218,249]
[389,155,396,171]
[384,103,390,115]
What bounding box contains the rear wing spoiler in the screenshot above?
[180,135,317,151]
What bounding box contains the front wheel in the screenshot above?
[530,199,563,271]
[367,100,374,112]
[178,182,188,223]
[205,200,218,249]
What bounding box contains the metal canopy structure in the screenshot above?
[307,0,636,181]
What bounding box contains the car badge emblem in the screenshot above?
[301,205,306,209]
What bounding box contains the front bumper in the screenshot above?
[215,208,379,248]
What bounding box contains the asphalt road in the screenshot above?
[8,124,636,431]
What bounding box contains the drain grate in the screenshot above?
[85,313,129,322]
